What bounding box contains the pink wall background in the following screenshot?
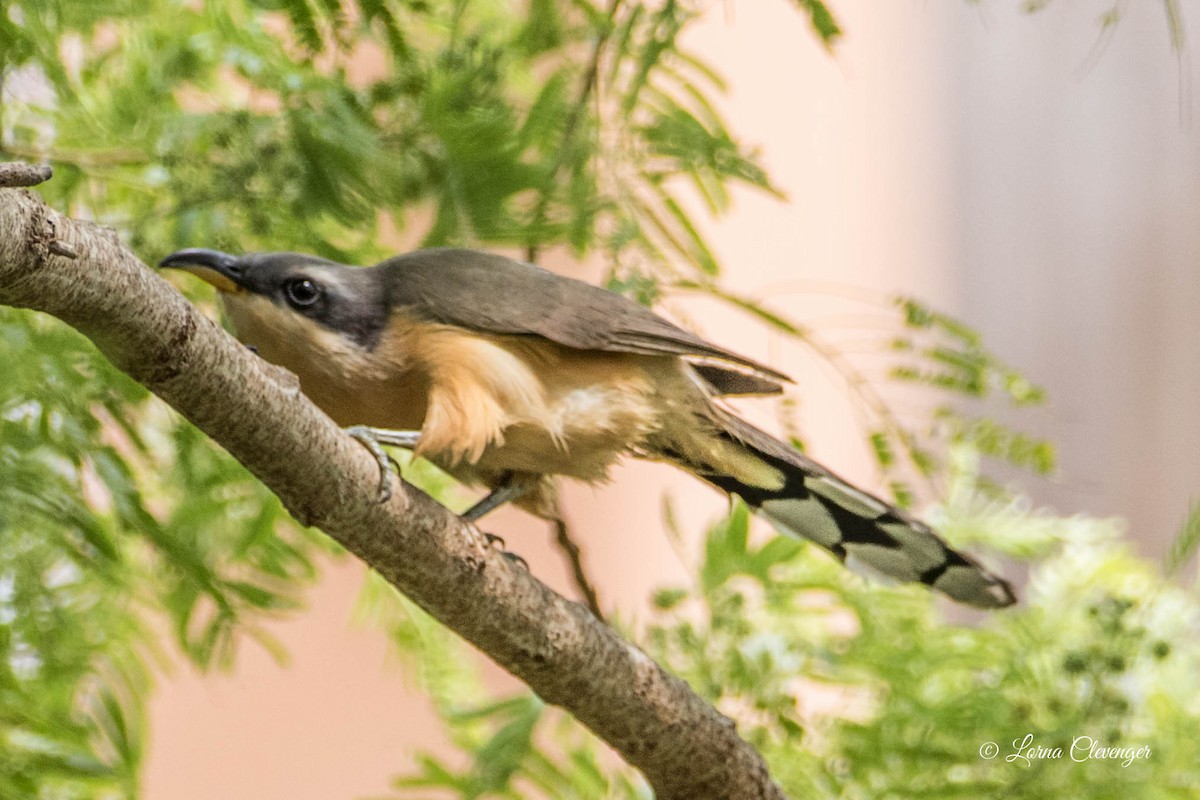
[142,2,1200,797]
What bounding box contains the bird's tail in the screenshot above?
[671,412,1015,608]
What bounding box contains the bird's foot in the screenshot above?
[345,425,416,502]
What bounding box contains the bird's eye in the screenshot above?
[284,278,321,309]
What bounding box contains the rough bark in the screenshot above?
[0,162,52,187]
[0,174,788,800]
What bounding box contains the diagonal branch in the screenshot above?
[0,171,787,800]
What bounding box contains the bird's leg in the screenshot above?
[342,430,530,569]
[345,425,421,502]
[462,480,527,521]
[464,479,531,569]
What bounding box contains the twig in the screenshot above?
[0,162,52,188]
[48,239,78,259]
[0,186,788,800]
[525,0,625,263]
[552,516,604,619]
[1,144,148,168]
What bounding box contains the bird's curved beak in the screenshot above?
[159,249,247,294]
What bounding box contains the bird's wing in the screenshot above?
[378,248,791,391]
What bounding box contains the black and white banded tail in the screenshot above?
[695,414,1015,609]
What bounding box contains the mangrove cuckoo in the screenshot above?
[159,247,1015,608]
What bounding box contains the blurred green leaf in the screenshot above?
[792,0,842,48]
[1163,498,1200,577]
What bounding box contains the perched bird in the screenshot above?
[160,247,1014,608]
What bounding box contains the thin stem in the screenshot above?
[0,142,148,168]
[525,0,625,263]
[552,516,604,619]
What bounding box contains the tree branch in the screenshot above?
[0,161,52,187]
[0,174,787,800]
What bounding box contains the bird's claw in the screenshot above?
[346,425,398,502]
[500,550,529,570]
[480,531,527,570]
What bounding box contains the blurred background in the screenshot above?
[2,1,1198,798]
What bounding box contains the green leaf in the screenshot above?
[1164,498,1200,577]
[653,588,689,610]
[869,431,895,468]
[791,0,843,48]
